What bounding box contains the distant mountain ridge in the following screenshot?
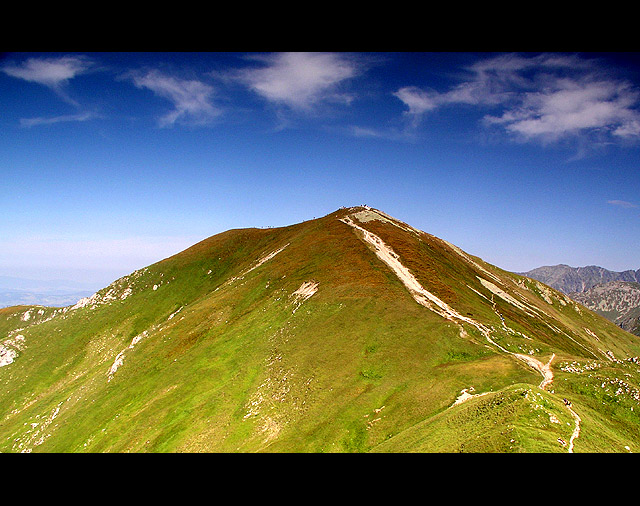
[569,281,640,337]
[519,265,640,337]
[519,264,640,294]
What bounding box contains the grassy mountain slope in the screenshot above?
[1,206,639,452]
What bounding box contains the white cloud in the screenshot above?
[129,69,221,127]
[2,55,93,105]
[235,52,362,112]
[607,200,638,208]
[2,55,92,86]
[393,86,439,120]
[393,53,549,118]
[394,53,640,145]
[486,77,640,143]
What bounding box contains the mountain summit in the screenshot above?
[1,206,639,452]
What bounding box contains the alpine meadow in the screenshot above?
[2,207,640,452]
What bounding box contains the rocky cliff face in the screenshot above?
[570,281,640,336]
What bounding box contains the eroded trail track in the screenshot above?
[567,406,582,453]
[514,353,555,390]
[340,209,581,452]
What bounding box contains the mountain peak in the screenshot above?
[2,208,640,453]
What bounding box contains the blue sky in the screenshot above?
[1,51,639,288]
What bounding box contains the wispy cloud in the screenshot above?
[485,78,640,143]
[20,111,97,128]
[394,53,640,146]
[392,87,439,127]
[343,124,417,142]
[233,52,364,113]
[1,55,93,106]
[128,69,221,127]
[608,199,638,208]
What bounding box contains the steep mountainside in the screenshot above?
[2,206,640,453]
[520,265,640,294]
[619,309,640,337]
[570,281,640,337]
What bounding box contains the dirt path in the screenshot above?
[567,406,582,453]
[340,216,491,337]
[504,351,581,451]
[513,353,555,390]
[340,214,581,452]
[512,352,581,452]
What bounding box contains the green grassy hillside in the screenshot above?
[1,206,639,452]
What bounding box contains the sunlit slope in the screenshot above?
[1,206,639,452]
